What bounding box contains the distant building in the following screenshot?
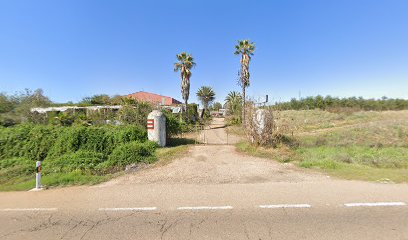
[127,91,182,106]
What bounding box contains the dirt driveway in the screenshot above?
[104,118,323,186]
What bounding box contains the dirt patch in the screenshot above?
[107,145,323,185]
[195,155,207,162]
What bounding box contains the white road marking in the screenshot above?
[98,207,157,211]
[177,206,233,210]
[344,202,407,207]
[259,204,312,209]
[0,208,58,212]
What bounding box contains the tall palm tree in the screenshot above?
[225,91,242,116]
[196,86,215,118]
[174,52,196,121]
[234,40,255,124]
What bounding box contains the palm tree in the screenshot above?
[234,40,255,124]
[174,52,196,121]
[196,86,215,118]
[225,91,242,116]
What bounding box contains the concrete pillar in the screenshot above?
[253,109,266,136]
[147,110,166,147]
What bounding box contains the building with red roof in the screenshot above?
[126,91,182,106]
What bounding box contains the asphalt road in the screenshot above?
[1,206,407,240]
[1,181,407,240]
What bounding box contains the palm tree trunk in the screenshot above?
[242,85,246,126]
[184,99,189,122]
[201,102,207,119]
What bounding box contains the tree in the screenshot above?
[0,93,16,113]
[234,40,255,124]
[90,94,111,105]
[174,52,196,121]
[225,91,243,116]
[196,86,215,118]
[212,102,222,111]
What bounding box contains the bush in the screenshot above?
[0,124,58,161]
[0,124,159,189]
[44,151,105,173]
[0,157,33,180]
[0,124,147,161]
[47,125,147,158]
[274,95,408,111]
[163,111,182,138]
[107,141,158,167]
[188,104,199,121]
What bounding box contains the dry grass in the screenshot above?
[226,125,246,137]
[278,109,408,133]
[154,145,190,167]
[237,109,408,183]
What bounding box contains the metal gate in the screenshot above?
[194,120,231,145]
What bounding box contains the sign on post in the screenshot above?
[147,119,154,129]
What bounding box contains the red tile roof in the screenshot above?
[127,91,182,105]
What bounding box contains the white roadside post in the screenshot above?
[35,161,42,189]
[147,110,166,147]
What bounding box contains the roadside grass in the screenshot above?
[236,110,408,183]
[0,140,191,191]
[297,146,408,183]
[235,142,297,163]
[298,121,408,147]
[0,171,111,192]
[154,144,190,167]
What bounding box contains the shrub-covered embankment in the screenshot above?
[0,124,157,190]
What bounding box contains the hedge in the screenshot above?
[0,124,147,161]
[106,141,158,167]
[43,151,106,173]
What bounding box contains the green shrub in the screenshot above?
[106,141,158,167]
[114,125,147,144]
[25,126,59,161]
[0,157,33,182]
[187,103,199,122]
[0,124,157,189]
[47,125,147,158]
[44,151,105,173]
[0,124,57,161]
[164,111,182,138]
[0,124,147,161]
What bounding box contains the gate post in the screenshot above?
[147,110,166,147]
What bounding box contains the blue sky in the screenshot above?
[0,0,407,104]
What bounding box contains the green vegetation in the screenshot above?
[154,145,190,167]
[196,86,216,118]
[211,102,222,111]
[107,141,158,167]
[0,88,154,127]
[0,124,158,191]
[274,95,408,111]
[174,52,196,121]
[0,89,51,127]
[225,91,243,125]
[236,110,408,183]
[234,39,255,123]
